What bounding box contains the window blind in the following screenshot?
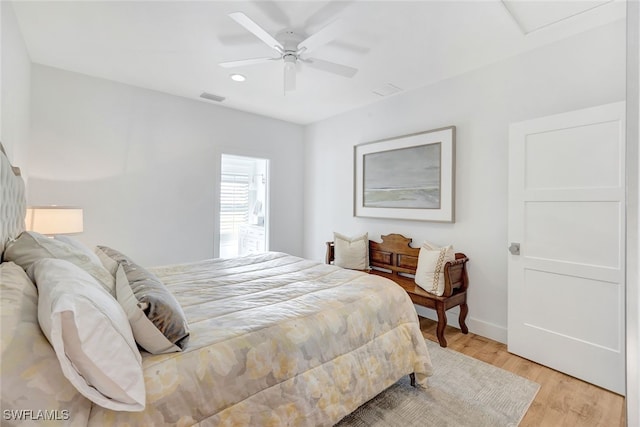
[220,173,249,234]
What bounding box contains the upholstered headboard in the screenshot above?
[0,143,26,260]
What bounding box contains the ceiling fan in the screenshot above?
[219,12,358,93]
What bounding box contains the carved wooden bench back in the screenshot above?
[369,233,420,276]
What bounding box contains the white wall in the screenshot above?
[28,65,304,266]
[303,20,626,343]
[1,1,31,174]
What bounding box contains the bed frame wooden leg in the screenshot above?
[410,373,416,387]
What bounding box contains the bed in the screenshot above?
[0,145,432,426]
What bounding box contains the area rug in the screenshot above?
[336,340,540,427]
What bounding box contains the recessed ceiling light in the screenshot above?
[230,74,246,82]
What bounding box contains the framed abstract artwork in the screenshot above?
[354,126,455,222]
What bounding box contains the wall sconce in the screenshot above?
[25,206,83,236]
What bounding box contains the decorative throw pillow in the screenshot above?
[4,231,115,295]
[414,241,455,296]
[28,258,145,412]
[96,246,190,353]
[333,232,369,270]
[1,262,92,424]
[115,264,184,354]
[95,245,119,276]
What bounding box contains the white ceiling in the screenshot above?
[11,0,626,125]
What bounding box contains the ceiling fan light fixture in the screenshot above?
[230,73,246,82]
[283,56,296,92]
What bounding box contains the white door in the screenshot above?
[507,102,626,394]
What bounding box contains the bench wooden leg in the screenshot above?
[410,373,416,387]
[435,302,448,347]
[459,302,469,334]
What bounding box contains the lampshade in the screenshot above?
[25,206,83,235]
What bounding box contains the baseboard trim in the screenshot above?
[414,304,507,344]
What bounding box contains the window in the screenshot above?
[219,155,268,258]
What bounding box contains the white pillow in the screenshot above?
[415,241,455,296]
[334,232,369,270]
[115,264,182,354]
[28,258,145,412]
[4,231,115,295]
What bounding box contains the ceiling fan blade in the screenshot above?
[251,1,290,27]
[228,12,283,52]
[297,19,345,54]
[304,57,358,78]
[217,33,260,46]
[219,57,278,68]
[330,40,370,55]
[304,1,354,29]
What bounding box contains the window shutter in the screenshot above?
[220,173,249,235]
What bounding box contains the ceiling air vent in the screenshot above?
[373,84,402,97]
[200,92,226,102]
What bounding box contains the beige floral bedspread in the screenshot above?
[88,252,433,426]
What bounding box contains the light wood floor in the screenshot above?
[418,317,626,427]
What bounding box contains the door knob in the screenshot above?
[509,243,520,255]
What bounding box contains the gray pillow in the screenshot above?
[95,246,190,352]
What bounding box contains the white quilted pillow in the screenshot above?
[333,232,369,270]
[415,241,455,296]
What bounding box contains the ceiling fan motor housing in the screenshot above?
[277,29,304,52]
[283,53,297,63]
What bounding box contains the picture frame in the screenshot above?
[354,126,455,222]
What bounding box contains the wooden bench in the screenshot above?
[326,233,469,347]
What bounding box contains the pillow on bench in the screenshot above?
[415,241,455,296]
[333,232,369,270]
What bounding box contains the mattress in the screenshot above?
[87,252,433,426]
